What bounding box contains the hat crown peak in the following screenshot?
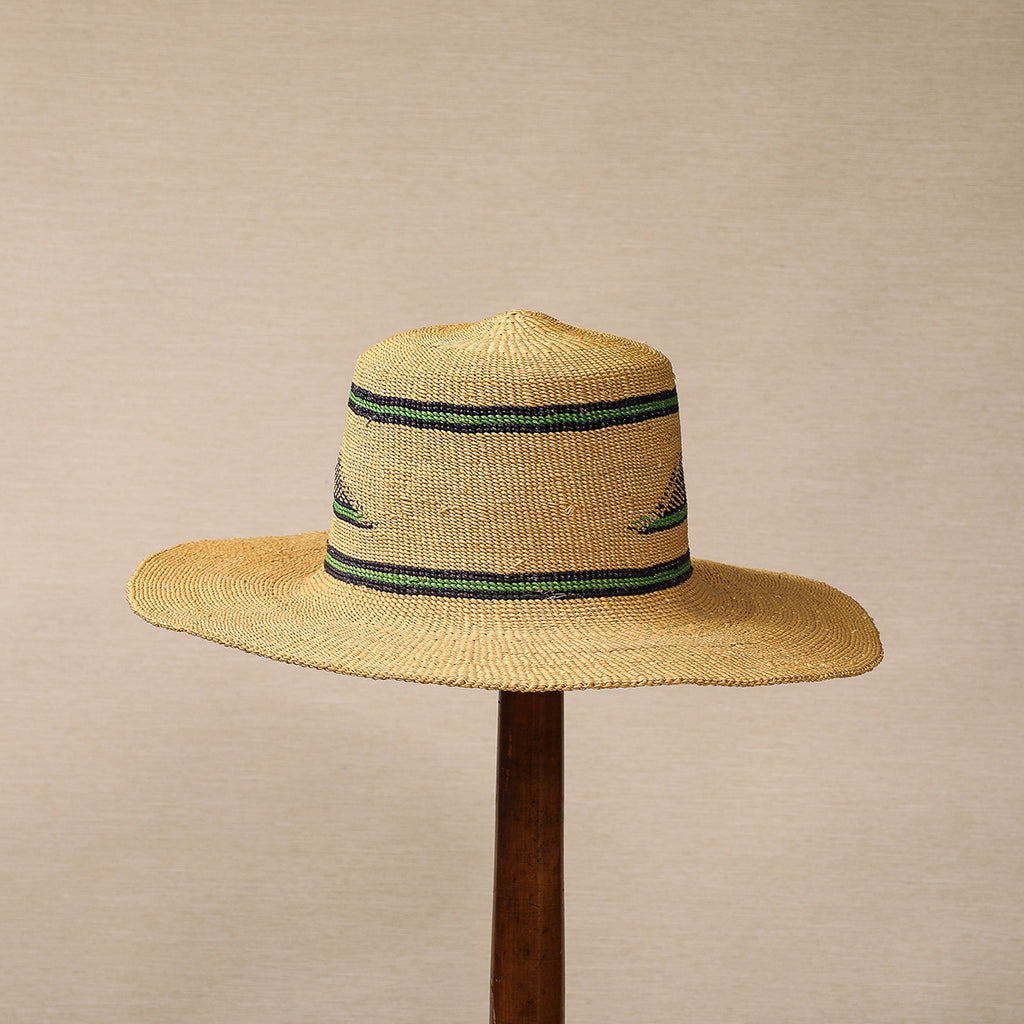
[458,310,582,354]
[384,310,665,363]
[483,309,562,333]
[356,312,674,408]
[423,310,556,355]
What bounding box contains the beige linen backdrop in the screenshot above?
[3,2,1022,1021]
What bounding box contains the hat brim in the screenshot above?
[127,531,882,690]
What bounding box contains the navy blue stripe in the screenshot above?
[323,544,693,600]
[349,382,677,417]
[325,544,689,583]
[321,569,689,599]
[347,383,678,433]
[633,517,685,534]
[333,500,373,528]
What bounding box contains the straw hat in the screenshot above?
[127,311,882,691]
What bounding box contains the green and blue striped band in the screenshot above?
[347,383,679,433]
[332,497,372,528]
[323,544,693,600]
[630,504,688,534]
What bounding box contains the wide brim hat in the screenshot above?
[128,311,882,691]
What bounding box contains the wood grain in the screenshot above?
[490,690,565,1024]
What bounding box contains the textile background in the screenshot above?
[3,2,1021,1020]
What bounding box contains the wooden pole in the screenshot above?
[490,690,565,1024]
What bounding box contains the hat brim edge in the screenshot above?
[126,532,883,692]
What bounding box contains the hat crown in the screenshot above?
[352,311,674,408]
[326,312,690,603]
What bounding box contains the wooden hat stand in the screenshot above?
[490,690,565,1024]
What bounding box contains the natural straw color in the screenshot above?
[128,311,882,691]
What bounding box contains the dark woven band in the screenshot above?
[323,544,693,599]
[630,504,688,533]
[629,456,688,534]
[347,383,679,433]
[332,498,373,528]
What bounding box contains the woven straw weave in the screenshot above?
[127,311,882,690]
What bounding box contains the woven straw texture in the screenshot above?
[128,311,882,691]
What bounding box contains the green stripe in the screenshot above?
[348,391,677,428]
[655,507,687,527]
[333,500,365,524]
[645,506,688,529]
[324,550,691,594]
